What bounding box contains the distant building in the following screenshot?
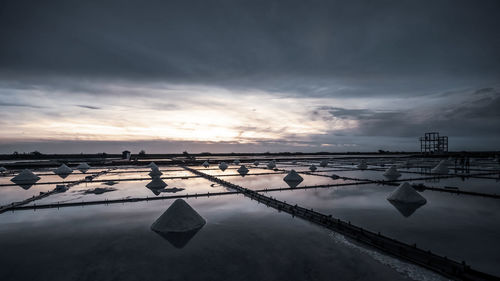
[122,150,131,160]
[419,132,448,154]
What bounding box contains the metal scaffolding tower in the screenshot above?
[420,132,448,154]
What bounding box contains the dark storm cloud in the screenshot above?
[1,0,499,96]
[146,103,179,111]
[1,0,499,152]
[0,101,44,108]
[318,87,500,138]
[316,107,375,120]
[77,105,101,110]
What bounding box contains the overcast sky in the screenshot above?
[0,0,499,153]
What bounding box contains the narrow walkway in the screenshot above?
[8,191,239,211]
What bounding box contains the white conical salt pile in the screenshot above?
[309,164,317,172]
[233,159,240,165]
[202,161,209,168]
[237,165,249,176]
[146,177,168,189]
[0,167,7,173]
[149,167,163,178]
[151,199,206,233]
[253,161,259,166]
[53,164,73,176]
[11,169,40,183]
[387,182,427,204]
[267,160,276,169]
[357,160,367,170]
[219,162,228,171]
[320,160,328,167]
[383,165,401,178]
[148,162,158,169]
[283,169,303,188]
[76,162,91,173]
[431,160,448,174]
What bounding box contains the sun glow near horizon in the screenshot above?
[0,83,360,144]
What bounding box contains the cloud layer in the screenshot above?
[0,0,499,152]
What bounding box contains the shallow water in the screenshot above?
[30,177,227,205]
[0,196,414,281]
[257,184,500,276]
[221,173,339,190]
[0,183,56,206]
[1,158,499,279]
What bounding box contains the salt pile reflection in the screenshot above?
[151,199,206,248]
